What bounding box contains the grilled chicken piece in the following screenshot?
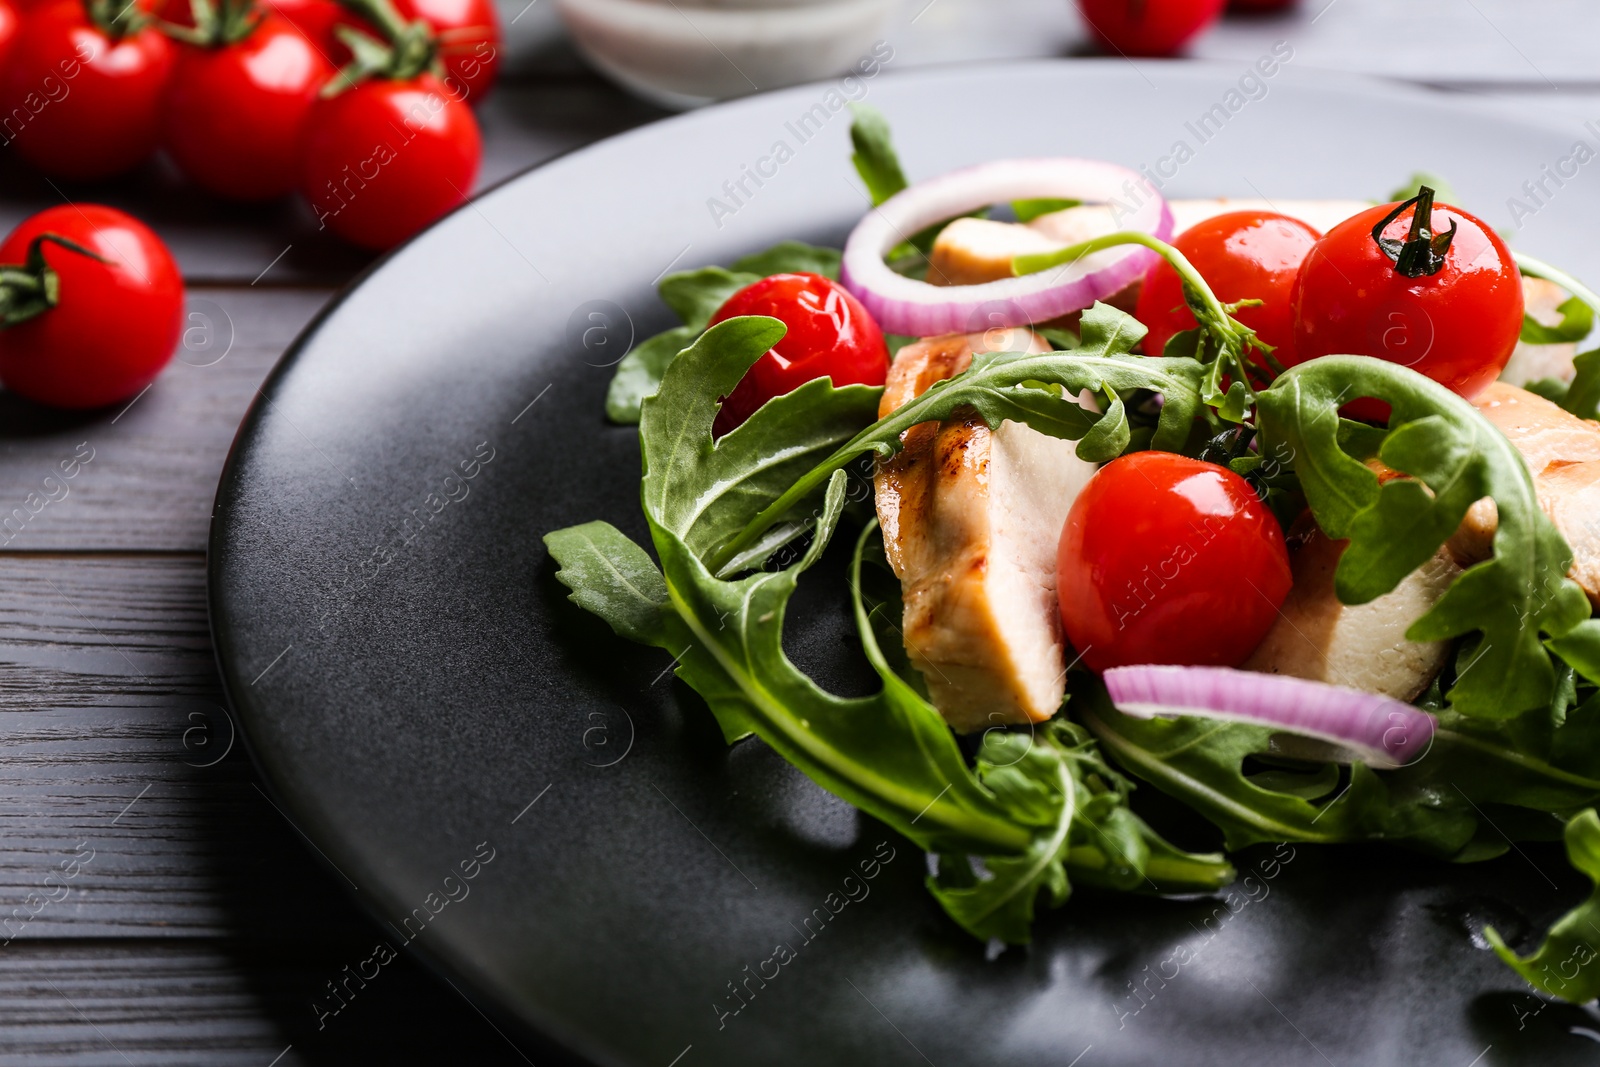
[874,328,1096,732]
[1450,381,1600,605]
[1241,529,1459,701]
[1501,277,1583,387]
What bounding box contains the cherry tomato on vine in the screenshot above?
[1289,186,1523,406]
[1136,210,1319,362]
[0,205,184,409]
[1057,451,1291,672]
[707,272,890,437]
[0,0,174,180]
[300,71,481,250]
[266,0,349,56]
[1077,0,1224,57]
[0,0,20,77]
[164,13,333,201]
[393,0,498,100]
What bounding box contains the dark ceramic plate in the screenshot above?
[210,61,1600,1067]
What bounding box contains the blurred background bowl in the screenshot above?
[555,0,898,109]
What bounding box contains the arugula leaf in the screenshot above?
[713,303,1204,573]
[605,326,697,424]
[1387,171,1457,206]
[1012,198,1082,222]
[604,242,845,424]
[1521,295,1594,345]
[1559,348,1600,421]
[1486,809,1600,1003]
[847,103,909,206]
[1256,355,1590,718]
[659,267,760,331]
[551,311,1232,943]
[732,241,841,281]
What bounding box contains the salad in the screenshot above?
[546,106,1600,1001]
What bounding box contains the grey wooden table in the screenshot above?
[0,0,1595,1062]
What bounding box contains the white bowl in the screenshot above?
[556,0,899,109]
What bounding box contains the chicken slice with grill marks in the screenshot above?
[873,327,1098,732]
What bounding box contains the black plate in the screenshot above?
[210,61,1600,1067]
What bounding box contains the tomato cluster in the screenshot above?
[1092,188,1525,670]
[0,0,498,250]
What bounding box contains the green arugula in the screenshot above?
[1521,294,1594,345]
[1487,809,1600,1002]
[603,242,842,424]
[1387,171,1458,206]
[1012,197,1082,222]
[712,304,1203,573]
[549,310,1231,943]
[848,102,909,207]
[1255,356,1590,718]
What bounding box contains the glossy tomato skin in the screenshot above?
[300,73,481,251]
[1077,0,1224,57]
[0,0,19,77]
[1136,210,1319,361]
[1289,200,1523,404]
[268,0,350,57]
[707,272,890,437]
[1,0,173,180]
[165,16,333,201]
[394,0,499,101]
[0,205,183,409]
[1057,451,1291,672]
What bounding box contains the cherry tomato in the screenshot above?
[1057,451,1291,672]
[1077,0,1224,57]
[1289,191,1523,406]
[266,0,350,58]
[1136,210,1319,362]
[0,0,173,180]
[0,0,20,76]
[299,71,481,250]
[706,272,890,436]
[394,0,498,101]
[0,205,183,409]
[1229,0,1294,9]
[164,15,333,201]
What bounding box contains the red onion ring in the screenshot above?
[1102,665,1435,769]
[839,158,1172,337]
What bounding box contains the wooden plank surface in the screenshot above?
[4,0,1600,1058]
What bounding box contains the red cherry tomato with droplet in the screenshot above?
[394,0,499,101]
[164,15,334,201]
[0,0,20,76]
[1077,0,1225,57]
[299,72,481,251]
[1289,193,1523,407]
[0,205,184,409]
[1057,451,1291,672]
[0,0,173,181]
[1136,210,1319,362]
[707,272,890,436]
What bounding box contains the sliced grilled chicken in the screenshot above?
[874,328,1096,732]
[1501,277,1583,387]
[1450,381,1600,605]
[1241,529,1459,701]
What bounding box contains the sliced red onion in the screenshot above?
[1102,665,1435,769]
[839,158,1172,337]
